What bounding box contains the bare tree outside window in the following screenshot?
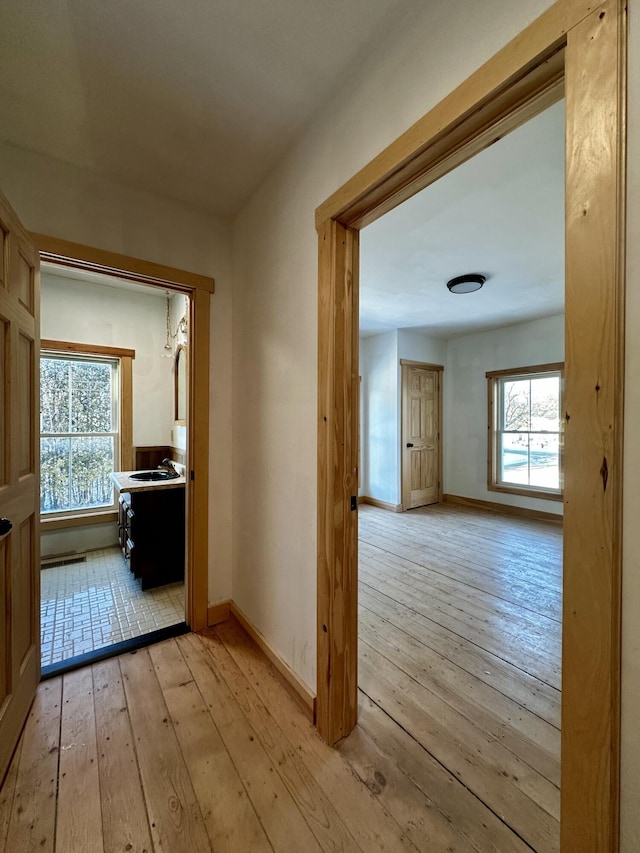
[502,380,530,431]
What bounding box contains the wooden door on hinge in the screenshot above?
[401,364,440,509]
[0,190,40,783]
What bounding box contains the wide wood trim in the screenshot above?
[399,359,444,370]
[187,288,209,632]
[316,1,626,849]
[40,511,118,531]
[174,344,187,425]
[315,2,601,227]
[438,368,443,505]
[207,600,231,626]
[317,55,565,230]
[229,605,316,723]
[120,356,134,471]
[443,493,563,524]
[317,219,359,743]
[41,339,136,359]
[561,2,625,848]
[487,482,564,502]
[486,361,564,378]
[32,234,214,293]
[358,496,402,513]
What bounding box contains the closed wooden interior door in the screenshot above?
[402,365,440,509]
[0,189,40,783]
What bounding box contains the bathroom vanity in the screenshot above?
[111,470,186,589]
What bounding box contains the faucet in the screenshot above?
[159,458,178,475]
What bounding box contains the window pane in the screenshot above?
[531,375,560,431]
[40,359,70,433]
[70,437,114,509]
[492,369,562,495]
[40,437,71,512]
[501,379,530,431]
[70,361,112,433]
[529,433,560,489]
[500,433,529,485]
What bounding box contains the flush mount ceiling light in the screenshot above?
[446,273,486,294]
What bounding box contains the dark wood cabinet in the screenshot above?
[118,486,185,589]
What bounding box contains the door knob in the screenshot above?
[406,443,414,448]
[0,518,12,536]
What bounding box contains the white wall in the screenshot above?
[230,0,559,694]
[0,144,233,605]
[359,329,447,506]
[42,523,118,559]
[397,329,447,367]
[360,331,399,503]
[41,273,174,446]
[360,320,564,517]
[444,314,564,515]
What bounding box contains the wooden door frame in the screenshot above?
[316,1,626,849]
[30,234,214,633]
[400,360,443,510]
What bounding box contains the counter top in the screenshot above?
[110,470,187,494]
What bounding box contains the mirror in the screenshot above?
[174,344,187,424]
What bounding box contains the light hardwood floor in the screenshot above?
[0,503,560,853]
[357,502,562,853]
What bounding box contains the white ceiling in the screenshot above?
[1,3,565,337]
[360,100,565,339]
[0,0,418,217]
[41,262,170,299]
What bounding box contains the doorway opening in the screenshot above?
[356,98,564,850]
[316,3,625,849]
[39,265,191,673]
[32,234,213,671]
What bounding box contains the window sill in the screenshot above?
[41,510,118,531]
[487,483,564,502]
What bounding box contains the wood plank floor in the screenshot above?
[0,503,561,853]
[357,502,562,853]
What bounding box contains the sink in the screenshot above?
[129,470,179,481]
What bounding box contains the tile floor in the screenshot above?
[40,547,185,667]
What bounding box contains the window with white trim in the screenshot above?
[487,363,564,499]
[40,352,120,515]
